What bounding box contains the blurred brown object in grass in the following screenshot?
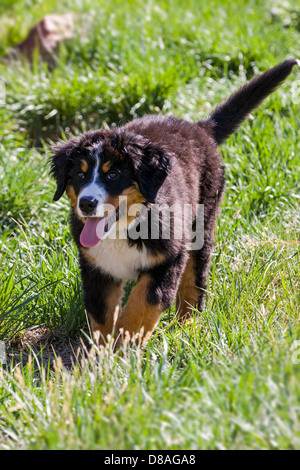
[7,13,76,65]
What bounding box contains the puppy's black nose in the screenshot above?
[79,197,98,215]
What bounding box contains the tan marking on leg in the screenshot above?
[176,254,199,322]
[90,282,124,345]
[116,274,162,346]
[81,159,88,173]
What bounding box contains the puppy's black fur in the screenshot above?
[50,59,298,346]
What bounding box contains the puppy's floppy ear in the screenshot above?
[123,135,173,203]
[50,138,79,201]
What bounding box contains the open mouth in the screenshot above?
[80,206,120,248]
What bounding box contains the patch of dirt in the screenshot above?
[6,327,91,370]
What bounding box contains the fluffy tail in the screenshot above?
[206,59,299,145]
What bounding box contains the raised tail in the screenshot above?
[205,59,299,145]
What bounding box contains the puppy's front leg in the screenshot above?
[115,274,162,345]
[116,255,187,346]
[79,255,123,344]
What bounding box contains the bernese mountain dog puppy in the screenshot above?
[50,59,298,348]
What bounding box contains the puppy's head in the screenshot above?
[50,129,172,246]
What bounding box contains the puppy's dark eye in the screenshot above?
[77,171,85,179]
[106,169,121,181]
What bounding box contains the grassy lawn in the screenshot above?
[0,0,300,450]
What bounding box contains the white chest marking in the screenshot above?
[86,238,153,280]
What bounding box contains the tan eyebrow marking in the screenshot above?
[81,160,88,173]
[102,161,112,173]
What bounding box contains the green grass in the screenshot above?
[0,0,300,450]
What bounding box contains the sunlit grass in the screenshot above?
[0,0,299,450]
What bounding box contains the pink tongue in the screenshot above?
[80,217,106,247]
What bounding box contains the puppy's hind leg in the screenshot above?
[177,175,225,321]
[176,254,199,322]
